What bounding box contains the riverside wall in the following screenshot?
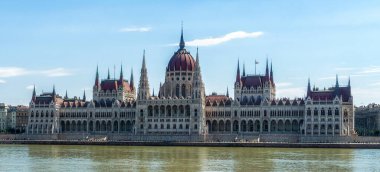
[1,133,380,147]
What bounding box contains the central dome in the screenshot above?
[167,29,195,72]
[167,49,195,71]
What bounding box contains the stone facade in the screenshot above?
[26,29,356,141]
[0,103,8,131]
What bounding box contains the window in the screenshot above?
[194,124,198,130]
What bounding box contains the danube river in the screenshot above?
[1,145,379,171]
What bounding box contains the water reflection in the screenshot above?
[0,145,379,171]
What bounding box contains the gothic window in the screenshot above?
[176,84,180,97]
[335,108,339,116]
[194,109,198,117]
[314,108,318,116]
[307,108,311,116]
[321,108,325,116]
[181,84,186,97]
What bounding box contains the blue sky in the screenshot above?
[0,0,380,106]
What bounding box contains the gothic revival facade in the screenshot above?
[27,29,355,139]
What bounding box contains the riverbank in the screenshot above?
[1,140,380,149]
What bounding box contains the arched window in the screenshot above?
[314,108,318,116]
[307,108,311,116]
[176,84,180,97]
[181,84,186,97]
[335,108,339,116]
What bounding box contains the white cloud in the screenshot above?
[0,79,6,84]
[358,66,380,74]
[26,85,35,90]
[0,67,73,78]
[184,31,263,47]
[40,68,73,77]
[119,26,152,32]
[0,67,29,77]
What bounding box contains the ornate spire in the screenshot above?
[83,90,86,101]
[64,90,68,99]
[107,68,110,79]
[307,78,311,97]
[348,76,351,87]
[95,65,99,87]
[179,22,185,49]
[142,50,146,70]
[119,64,124,81]
[158,82,162,97]
[236,59,241,83]
[130,68,134,90]
[32,85,36,102]
[52,85,56,102]
[243,62,246,77]
[335,74,339,88]
[152,88,155,97]
[195,47,201,71]
[265,58,269,77]
[138,50,150,100]
[226,86,229,97]
[270,61,273,82]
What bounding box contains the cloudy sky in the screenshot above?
[0,1,379,106]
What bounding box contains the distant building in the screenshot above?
[26,28,355,140]
[355,104,380,136]
[0,103,8,131]
[16,105,29,133]
[7,106,17,130]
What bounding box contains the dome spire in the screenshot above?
[179,22,185,49]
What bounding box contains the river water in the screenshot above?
[0,145,379,171]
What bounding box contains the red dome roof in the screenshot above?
[167,49,195,71]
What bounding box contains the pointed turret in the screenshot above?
[107,68,110,79]
[138,50,150,100]
[348,76,351,87]
[335,74,339,88]
[64,90,68,99]
[152,88,155,97]
[31,85,36,102]
[307,78,311,97]
[236,59,241,83]
[158,82,162,97]
[130,68,134,90]
[192,47,205,99]
[226,86,229,97]
[195,47,200,70]
[265,58,269,77]
[179,23,185,49]
[243,62,246,77]
[52,85,56,102]
[270,61,274,83]
[83,90,86,101]
[95,65,100,88]
[119,64,124,82]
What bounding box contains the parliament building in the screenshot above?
[26,29,355,141]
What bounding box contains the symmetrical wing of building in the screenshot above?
[27,29,355,139]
